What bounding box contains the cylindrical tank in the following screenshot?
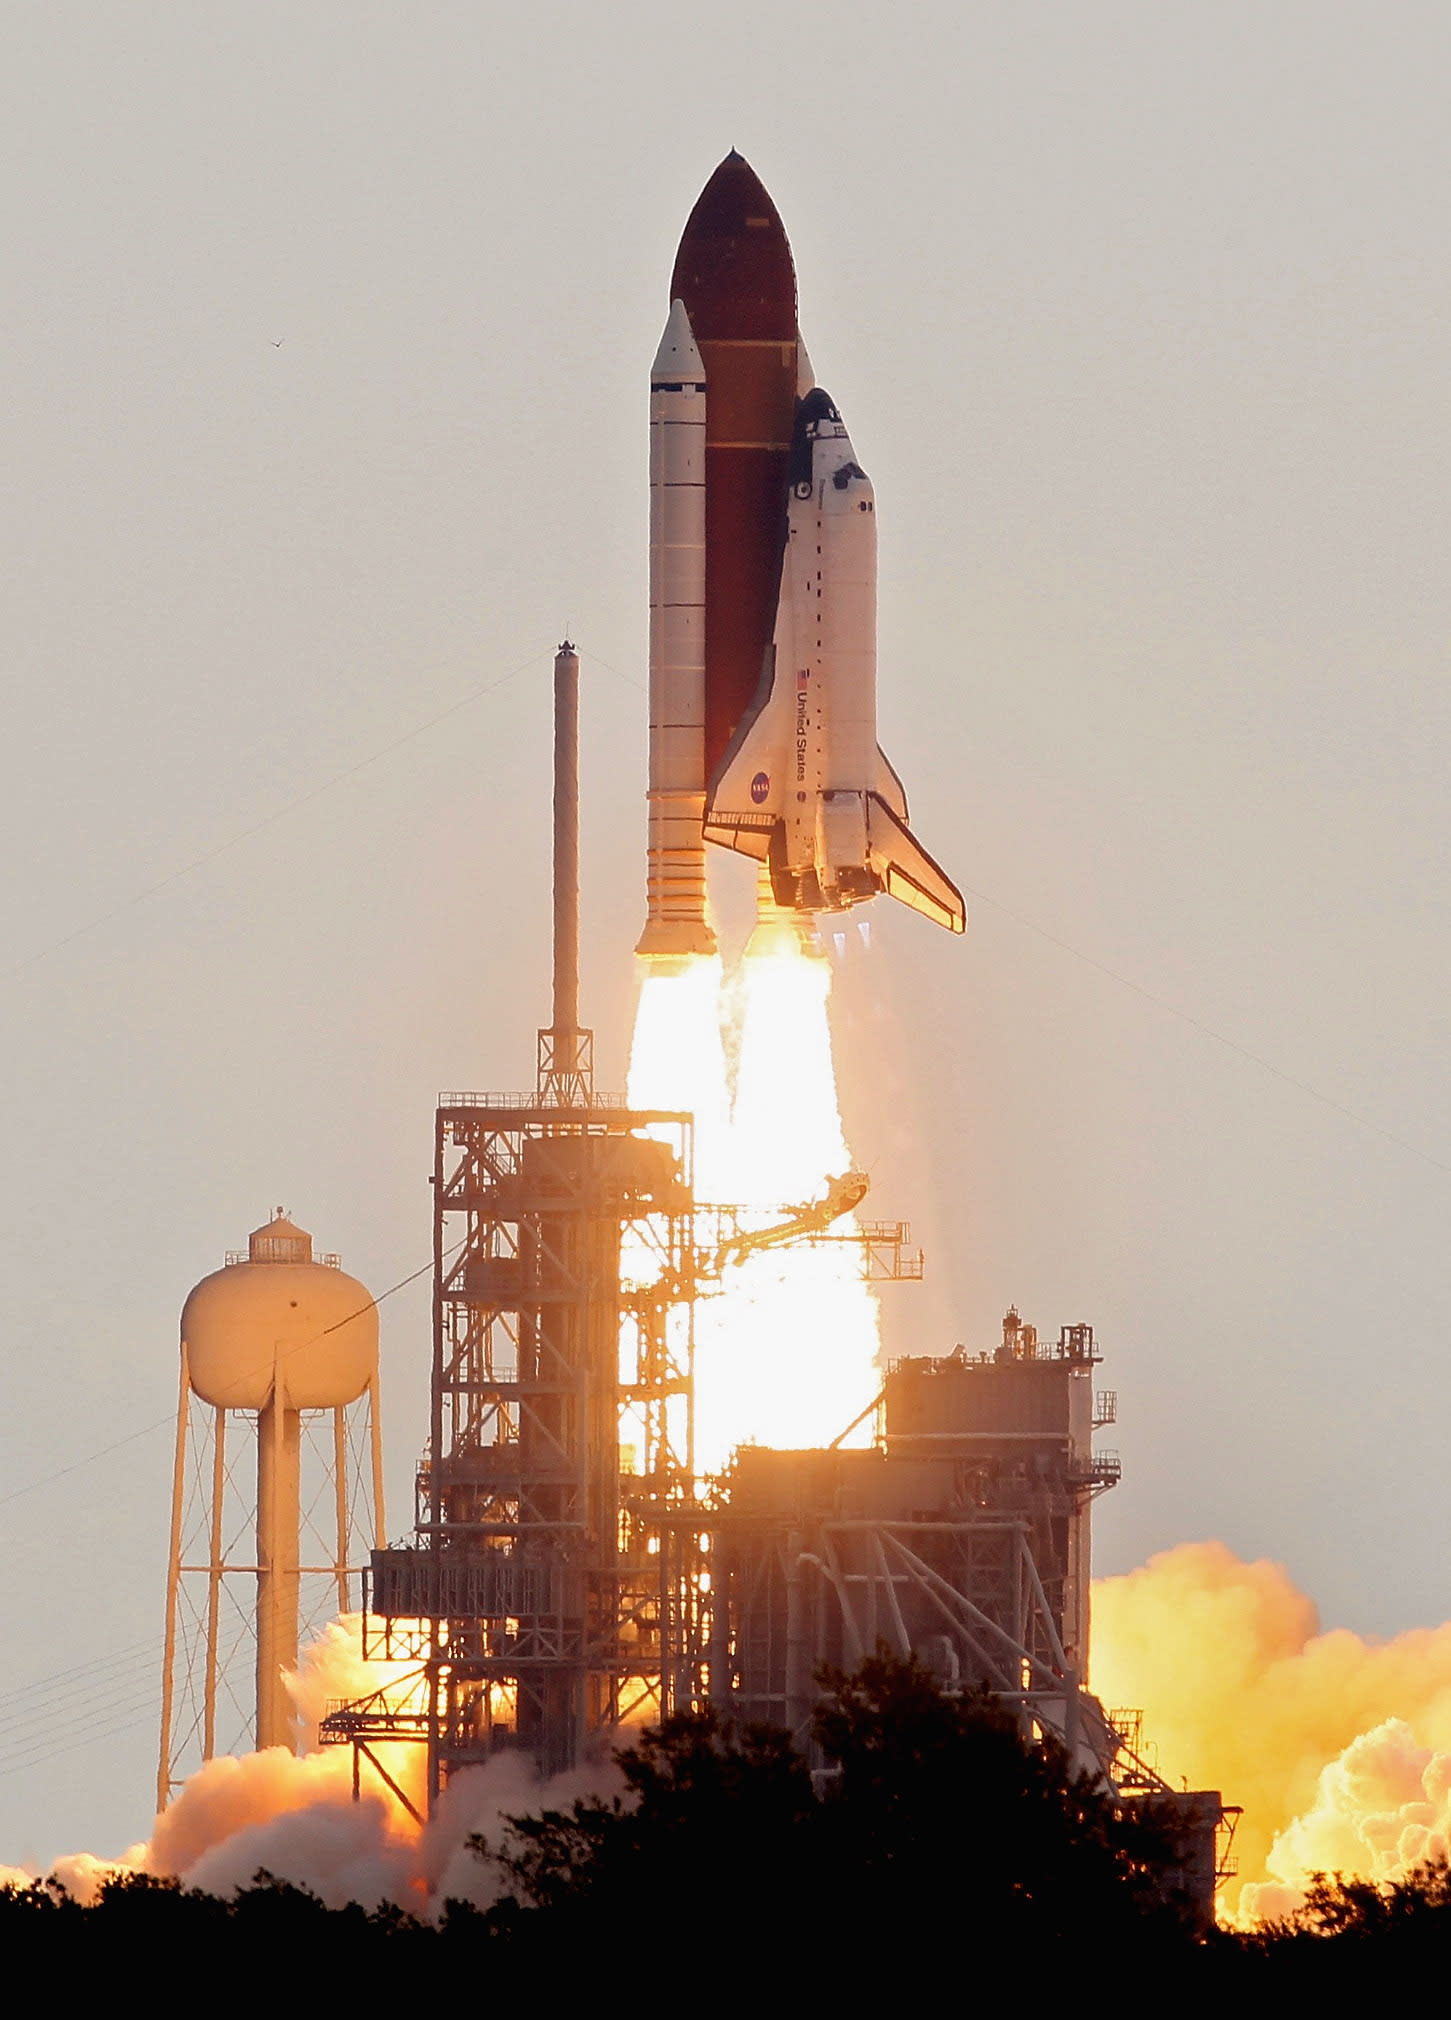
[183,1213,377,1411]
[670,152,799,780]
[637,298,715,959]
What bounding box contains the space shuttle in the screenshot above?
[702,387,963,932]
[637,153,964,959]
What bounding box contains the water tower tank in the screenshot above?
[160,1210,385,1787]
[183,1211,377,1409]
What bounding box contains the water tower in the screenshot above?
[157,1211,384,1807]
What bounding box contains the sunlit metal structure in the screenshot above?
[363,1090,702,1789]
[320,644,1234,1922]
[355,648,707,1792]
[710,1311,1119,1760]
[708,1306,1235,1924]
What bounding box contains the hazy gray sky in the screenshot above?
[3,0,1449,1861]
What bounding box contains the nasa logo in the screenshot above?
[750,772,770,805]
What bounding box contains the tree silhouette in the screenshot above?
[474,1649,1194,1964]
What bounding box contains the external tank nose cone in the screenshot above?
[670,153,796,339]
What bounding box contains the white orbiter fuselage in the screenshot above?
[702,388,965,934]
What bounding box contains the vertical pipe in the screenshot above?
[334,1404,350,1615]
[785,1532,806,1742]
[427,1112,447,1804]
[367,1370,386,1551]
[553,642,579,1040]
[256,1387,301,1752]
[1062,1669,1082,1766]
[658,1520,671,1717]
[156,1347,191,1814]
[707,1529,729,1709]
[203,1405,226,1760]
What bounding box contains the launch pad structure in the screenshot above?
[363,1081,703,1791]
[316,643,1234,1921]
[714,1316,1122,1754]
[349,647,707,1795]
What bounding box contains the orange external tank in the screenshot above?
[670,152,799,781]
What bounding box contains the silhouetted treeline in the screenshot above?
[480,1651,1193,1960]
[5,1654,1450,1985]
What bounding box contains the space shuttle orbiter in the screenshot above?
[637,153,964,958]
[702,386,963,933]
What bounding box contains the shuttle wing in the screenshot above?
[867,796,966,933]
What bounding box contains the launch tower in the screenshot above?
[361,648,707,1792]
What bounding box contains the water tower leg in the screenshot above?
[156,1348,191,1814]
[204,1404,226,1759]
[256,1398,301,1751]
[333,1405,349,1614]
[367,1370,386,1550]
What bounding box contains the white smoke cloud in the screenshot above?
[1091,1541,1451,1919]
[0,1611,624,1920]
[1243,1718,1451,1920]
[17,1553,1451,1926]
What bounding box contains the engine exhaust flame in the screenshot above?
[628,946,880,1475]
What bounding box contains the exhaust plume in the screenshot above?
[628,946,880,1472]
[1090,1541,1451,1919]
[14,1555,1451,1923]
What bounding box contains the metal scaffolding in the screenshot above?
[358,1090,703,1793]
[709,1315,1125,1773]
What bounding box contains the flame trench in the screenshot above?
[628,947,879,1476]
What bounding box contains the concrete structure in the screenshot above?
[157,1212,384,1806]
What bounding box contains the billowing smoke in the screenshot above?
[12,1556,1451,1921]
[1244,1720,1451,1916]
[1090,1541,1451,1919]
[1,1617,619,1915]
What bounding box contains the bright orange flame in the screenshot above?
[629,947,879,1474]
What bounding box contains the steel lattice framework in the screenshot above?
[364,1092,706,1794]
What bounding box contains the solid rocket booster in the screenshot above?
[637,302,715,960]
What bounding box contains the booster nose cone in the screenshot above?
[651,298,705,386]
